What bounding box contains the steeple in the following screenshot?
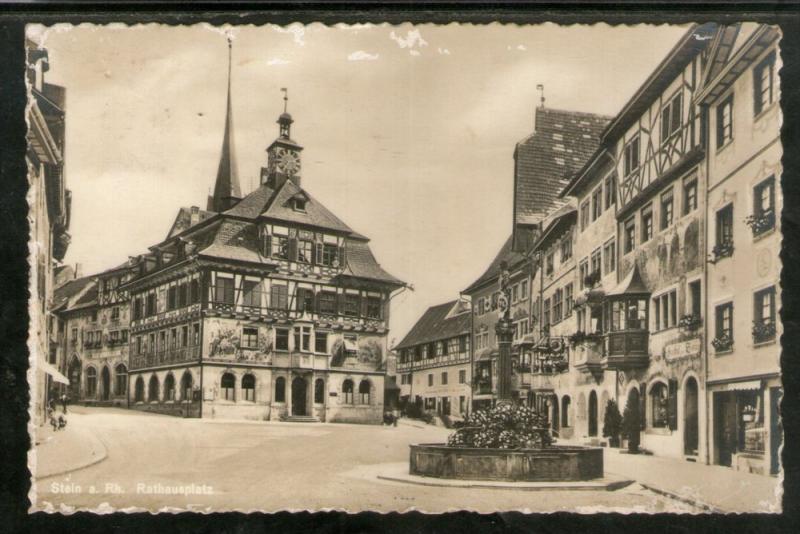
[208,37,242,213]
[261,88,304,190]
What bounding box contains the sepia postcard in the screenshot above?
[26,21,783,514]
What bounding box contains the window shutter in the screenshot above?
[264,235,272,257]
[668,379,678,431]
[288,238,298,262]
[639,383,647,431]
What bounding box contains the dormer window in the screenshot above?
[293,198,306,212]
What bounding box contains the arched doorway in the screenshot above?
[684,377,699,456]
[101,367,111,401]
[588,390,598,437]
[627,387,641,450]
[67,357,81,400]
[291,377,307,416]
[134,376,145,402]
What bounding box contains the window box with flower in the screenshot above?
[678,313,702,332]
[709,241,734,263]
[745,211,775,237]
[711,333,733,353]
[752,321,776,344]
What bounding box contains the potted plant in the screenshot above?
[621,394,641,453]
[602,400,623,448]
[709,241,734,263]
[752,321,776,343]
[678,313,702,332]
[745,211,775,236]
[711,332,734,352]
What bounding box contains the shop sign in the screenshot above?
[664,338,701,362]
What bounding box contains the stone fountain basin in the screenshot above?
[409,443,603,482]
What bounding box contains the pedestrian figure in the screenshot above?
[61,393,68,414]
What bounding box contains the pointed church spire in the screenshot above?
[209,36,242,213]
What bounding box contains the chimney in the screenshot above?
[190,206,200,226]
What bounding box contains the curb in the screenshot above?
[376,472,635,492]
[638,483,725,513]
[35,428,109,480]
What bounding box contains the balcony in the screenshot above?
[572,337,604,375]
[602,330,649,370]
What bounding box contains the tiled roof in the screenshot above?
[196,219,275,266]
[338,239,405,287]
[463,234,526,294]
[395,300,471,350]
[514,107,610,226]
[167,207,216,239]
[223,184,276,219]
[52,276,95,312]
[73,283,99,309]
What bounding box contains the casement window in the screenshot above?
[520,280,529,300]
[293,325,312,352]
[167,286,177,311]
[192,323,200,345]
[270,284,288,310]
[624,134,641,177]
[90,311,98,323]
[242,280,261,308]
[590,248,602,277]
[545,252,555,276]
[221,373,235,401]
[297,240,314,264]
[159,331,166,352]
[689,280,702,318]
[715,302,734,340]
[270,235,289,259]
[653,290,677,331]
[132,299,142,320]
[754,286,776,342]
[428,374,434,387]
[553,289,563,323]
[111,306,120,320]
[754,51,776,116]
[716,94,734,148]
[603,239,616,274]
[580,200,590,231]
[275,377,286,402]
[319,291,337,314]
[190,279,200,304]
[146,293,157,316]
[275,328,290,351]
[716,204,734,248]
[475,297,485,316]
[148,333,155,354]
[296,287,315,313]
[641,204,654,243]
[441,372,448,385]
[660,189,674,229]
[592,187,603,221]
[753,176,776,235]
[428,342,436,359]
[343,293,360,317]
[170,328,177,349]
[459,369,467,384]
[543,298,551,329]
[511,284,519,303]
[178,283,188,308]
[314,331,328,353]
[624,217,636,254]
[661,92,683,143]
[242,375,255,402]
[605,174,616,210]
[241,327,258,349]
[214,277,234,305]
[578,260,589,289]
[181,325,188,347]
[683,177,698,214]
[136,336,143,355]
[560,236,572,261]
[320,243,340,266]
[564,283,574,317]
[414,346,423,361]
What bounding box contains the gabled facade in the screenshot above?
[394,300,472,419]
[121,59,404,424]
[699,23,782,475]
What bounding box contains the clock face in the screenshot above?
[275,147,301,176]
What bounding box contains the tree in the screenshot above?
[621,394,641,453]
[602,400,622,447]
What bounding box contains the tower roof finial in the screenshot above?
[536,83,545,108]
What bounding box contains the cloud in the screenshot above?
[347,50,379,61]
[507,44,528,51]
[437,47,451,55]
[267,58,290,66]
[389,29,428,54]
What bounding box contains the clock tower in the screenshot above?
[262,89,304,190]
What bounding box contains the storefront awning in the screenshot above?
[38,358,69,385]
[717,380,762,392]
[475,348,497,362]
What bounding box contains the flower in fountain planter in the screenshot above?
[446,403,551,450]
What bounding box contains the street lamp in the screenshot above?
[495,261,514,407]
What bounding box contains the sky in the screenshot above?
[29,22,688,345]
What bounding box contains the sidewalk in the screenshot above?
[603,448,782,513]
[32,410,107,479]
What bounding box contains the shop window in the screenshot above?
[181,372,193,401]
[86,367,97,398]
[164,374,176,401]
[314,378,325,404]
[148,375,159,402]
[242,374,255,402]
[650,382,669,428]
[115,364,127,396]
[221,373,235,401]
[359,380,371,404]
[275,377,286,402]
[342,379,354,404]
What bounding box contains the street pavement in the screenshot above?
[33,406,707,513]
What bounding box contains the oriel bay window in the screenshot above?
[343,293,360,317]
[294,326,312,352]
[297,239,314,264]
[365,295,382,319]
[214,276,235,306]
